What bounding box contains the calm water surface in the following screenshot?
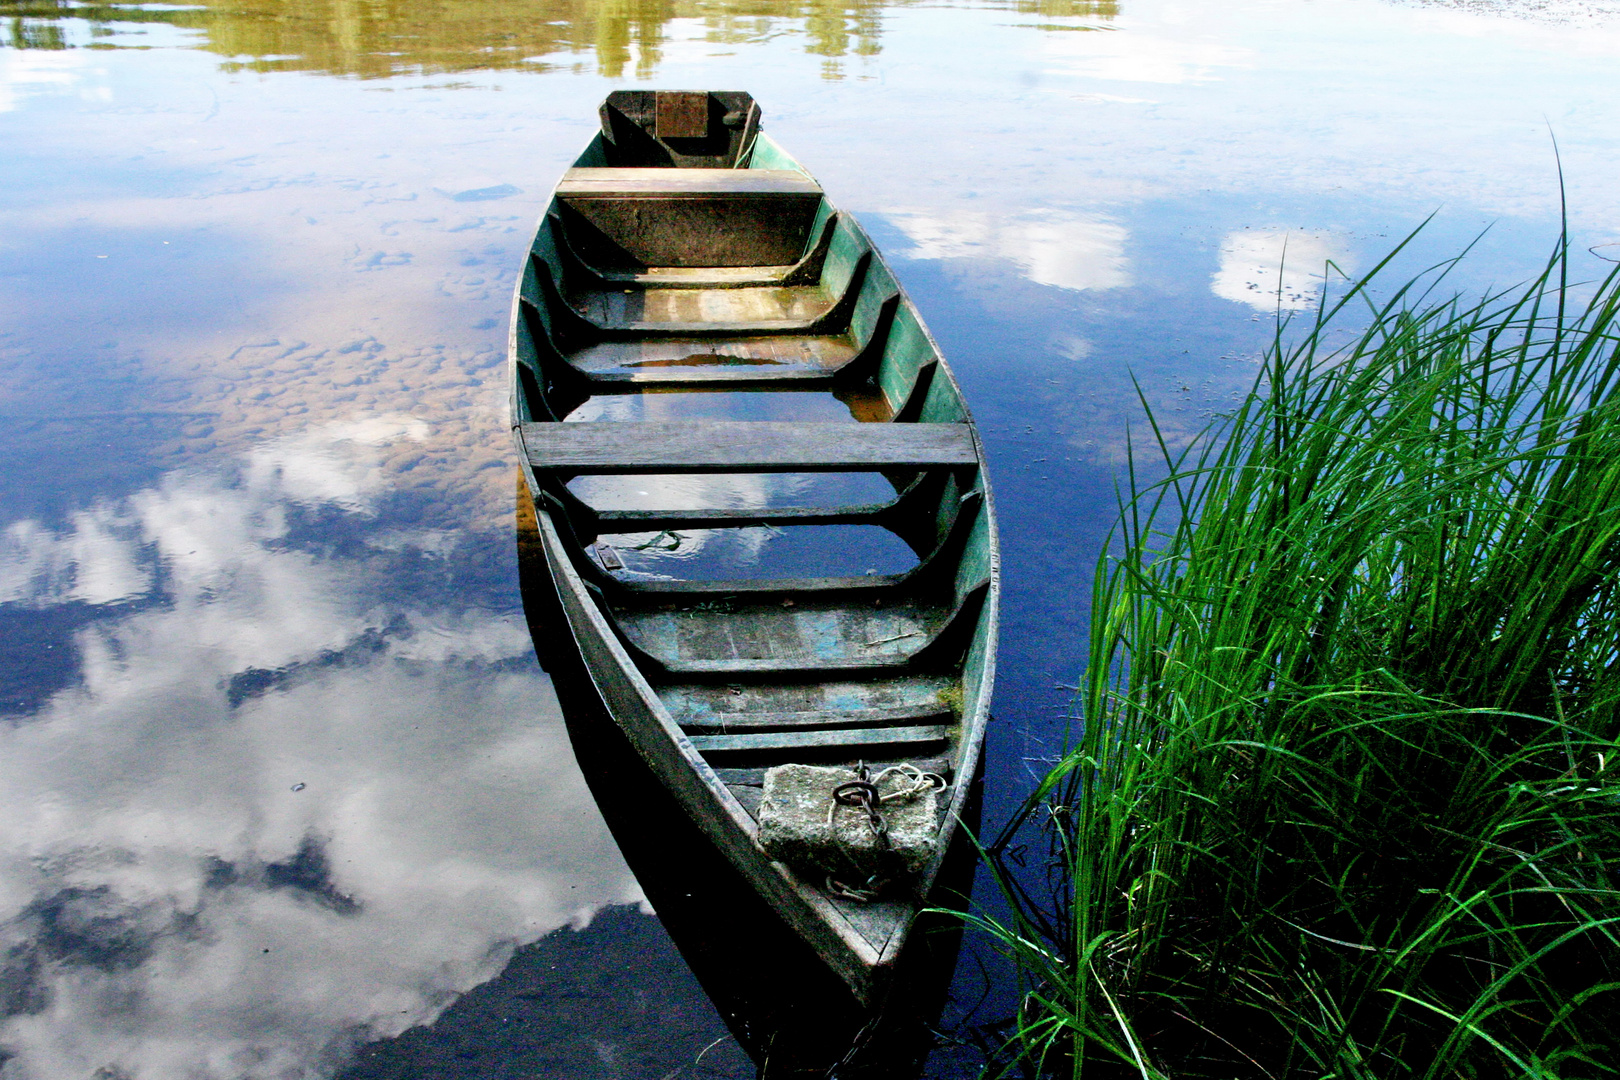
[2,0,1618,1074]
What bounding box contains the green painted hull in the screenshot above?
[509,91,999,1006]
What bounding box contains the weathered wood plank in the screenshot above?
[565,335,855,383]
[613,574,896,596]
[654,91,708,139]
[596,500,895,529]
[576,366,833,386]
[679,703,951,733]
[569,251,870,336]
[591,316,822,336]
[579,212,839,290]
[727,782,764,820]
[579,284,835,328]
[520,420,976,474]
[596,263,799,286]
[657,654,913,677]
[556,169,823,268]
[559,168,821,197]
[687,724,950,753]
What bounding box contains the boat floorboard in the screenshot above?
[727,782,765,819]
[616,600,942,669]
[662,676,955,727]
[592,263,802,288]
[688,724,951,754]
[678,702,951,733]
[574,283,835,329]
[564,334,856,380]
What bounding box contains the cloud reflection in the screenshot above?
[887,208,1131,291]
[0,47,91,115]
[1040,23,1253,83]
[1211,228,1356,311]
[0,421,638,1079]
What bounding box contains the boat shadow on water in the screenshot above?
[517,480,981,1079]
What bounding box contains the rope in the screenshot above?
[870,762,949,803]
[822,762,950,903]
[825,874,885,903]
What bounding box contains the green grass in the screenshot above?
[970,229,1620,1079]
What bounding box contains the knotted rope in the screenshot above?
[823,763,949,902]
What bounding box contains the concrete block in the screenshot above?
[757,763,940,884]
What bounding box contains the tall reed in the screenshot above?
[974,231,1620,1078]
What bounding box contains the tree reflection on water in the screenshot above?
[0,0,1116,78]
[1,0,884,79]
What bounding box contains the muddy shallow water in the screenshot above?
[1,0,1617,1074]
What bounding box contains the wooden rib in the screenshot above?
[893,359,939,424]
[520,420,976,474]
[687,724,950,753]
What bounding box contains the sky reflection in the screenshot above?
[888,208,1131,291]
[3,0,1619,1070]
[0,424,640,1078]
[1211,227,1357,311]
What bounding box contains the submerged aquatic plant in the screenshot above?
[974,228,1620,1078]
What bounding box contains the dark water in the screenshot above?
[2,0,1618,1073]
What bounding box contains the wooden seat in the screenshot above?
[519,420,977,474]
[558,168,822,199]
[556,168,824,269]
[551,209,841,291]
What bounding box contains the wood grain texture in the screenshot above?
[685,724,951,753]
[560,168,821,197]
[565,334,856,379]
[578,284,835,327]
[520,420,977,473]
[596,500,898,529]
[678,703,952,733]
[655,654,914,677]
[654,91,708,139]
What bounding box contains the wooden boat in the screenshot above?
[509,90,998,1006]
[519,498,980,1076]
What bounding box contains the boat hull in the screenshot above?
[509,90,998,1008]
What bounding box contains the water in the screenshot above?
[2,0,1618,1074]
